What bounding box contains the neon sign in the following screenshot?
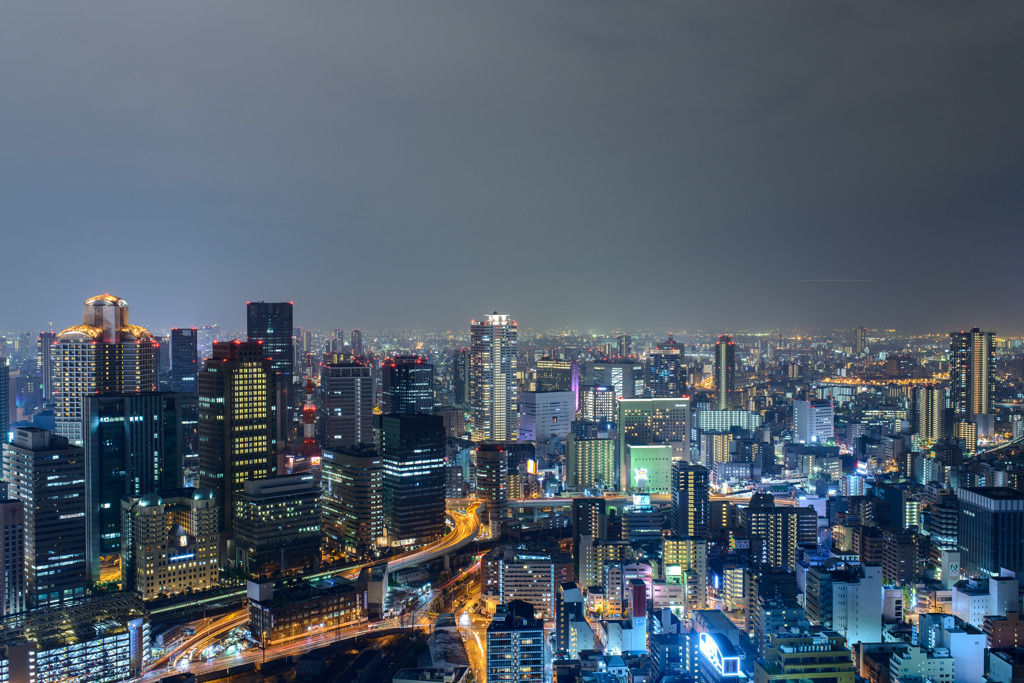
[699,632,740,676]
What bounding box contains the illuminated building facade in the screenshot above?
[246,301,294,442]
[671,462,709,538]
[648,336,686,398]
[580,384,616,422]
[957,487,1024,578]
[170,328,198,394]
[486,600,545,683]
[566,435,615,491]
[197,341,277,536]
[350,328,363,356]
[248,580,367,647]
[233,474,321,579]
[793,399,835,444]
[535,357,577,394]
[321,361,375,448]
[949,327,994,422]
[753,631,854,683]
[662,536,708,616]
[381,355,434,415]
[36,331,56,401]
[584,358,645,399]
[715,335,736,410]
[2,428,86,608]
[470,313,519,442]
[617,397,690,489]
[321,445,383,558]
[120,487,218,601]
[914,384,946,443]
[83,392,186,581]
[0,496,26,616]
[54,295,157,445]
[518,390,574,442]
[379,414,446,547]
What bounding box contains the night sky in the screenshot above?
[3,2,1023,334]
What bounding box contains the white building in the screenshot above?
[952,576,1018,628]
[793,399,835,444]
[888,644,954,683]
[918,613,985,683]
[517,390,575,442]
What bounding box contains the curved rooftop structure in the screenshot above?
[55,294,154,343]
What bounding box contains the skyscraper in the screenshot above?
[350,329,363,356]
[379,414,447,547]
[487,600,545,683]
[617,397,690,490]
[0,359,7,443]
[197,341,277,536]
[949,328,994,422]
[321,361,376,448]
[535,357,577,394]
[233,474,321,579]
[321,445,383,558]
[54,295,158,445]
[584,358,645,399]
[83,392,186,580]
[470,313,518,442]
[0,495,26,615]
[36,331,57,401]
[793,399,835,444]
[616,335,632,357]
[247,301,294,444]
[957,487,1024,578]
[579,385,616,422]
[476,442,509,535]
[2,428,87,608]
[671,462,710,538]
[914,384,946,443]
[715,335,735,410]
[451,347,470,405]
[648,335,686,398]
[170,328,198,394]
[381,355,434,415]
[855,327,866,356]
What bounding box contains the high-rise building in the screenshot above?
[350,329,363,357]
[487,599,545,683]
[120,487,219,601]
[233,474,321,579]
[566,435,615,491]
[379,414,447,547]
[914,384,946,443]
[739,494,817,571]
[321,445,383,558]
[754,630,855,683]
[83,392,186,581]
[170,328,198,394]
[0,359,7,442]
[949,328,994,422]
[2,428,87,608]
[662,536,708,616]
[470,313,519,442]
[672,462,710,538]
[197,341,277,536]
[475,442,509,535]
[451,347,470,405]
[804,563,883,646]
[535,358,578,395]
[321,361,376,448]
[518,390,574,442]
[580,385,616,422]
[715,335,736,410]
[584,358,645,399]
[648,336,686,398]
[36,331,57,401]
[855,327,866,356]
[555,582,593,658]
[616,335,632,357]
[54,295,158,445]
[247,302,294,443]
[381,355,433,415]
[0,495,26,616]
[957,487,1024,578]
[618,397,690,490]
[793,399,835,444]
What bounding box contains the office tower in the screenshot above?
[950,327,994,424]
[451,347,470,405]
[0,359,7,442]
[556,582,593,658]
[321,446,383,558]
[855,327,866,356]
[36,331,57,401]
[487,600,545,683]
[330,329,345,353]
[120,487,218,601]
[54,294,158,445]
[957,487,1024,578]
[618,397,690,489]
[648,335,686,398]
[170,328,198,394]
[378,414,446,547]
[914,384,946,443]
[566,434,615,491]
[616,335,632,357]
[469,313,518,442]
[754,631,855,683]
[584,358,645,398]
[197,341,277,535]
[83,392,186,581]
[672,462,710,538]
[247,301,294,443]
[381,355,434,415]
[234,474,321,579]
[740,494,817,571]
[518,390,574,442]
[475,442,509,535]
[793,399,835,444]
[482,546,572,620]
[2,428,87,608]
[535,357,578,395]
[350,329,363,356]
[715,335,735,410]
[0,495,26,615]
[321,361,375,448]
[580,385,616,422]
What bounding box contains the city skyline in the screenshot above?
[3,2,1024,333]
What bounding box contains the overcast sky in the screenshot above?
[2,2,1023,335]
